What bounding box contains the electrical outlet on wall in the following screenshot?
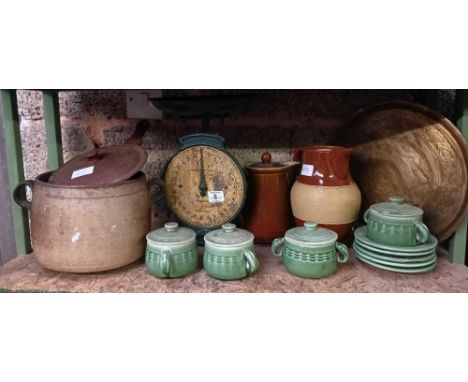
[126,90,163,119]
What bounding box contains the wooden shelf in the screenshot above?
[1,245,467,293]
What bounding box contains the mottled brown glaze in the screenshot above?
[290,146,361,240]
[244,153,298,243]
[336,101,468,242]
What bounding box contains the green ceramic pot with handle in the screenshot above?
[146,222,198,278]
[203,223,259,280]
[364,196,430,247]
[271,221,349,278]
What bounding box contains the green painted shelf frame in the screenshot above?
[0,90,467,264]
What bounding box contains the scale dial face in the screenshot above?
[164,145,246,229]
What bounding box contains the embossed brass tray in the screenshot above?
[336,101,468,242]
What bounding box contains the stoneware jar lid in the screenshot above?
[247,152,289,173]
[49,144,147,187]
[285,221,337,247]
[146,222,196,245]
[370,196,423,218]
[204,223,254,247]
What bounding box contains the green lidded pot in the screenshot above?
[146,222,198,278]
[363,196,430,247]
[203,223,259,280]
[271,221,349,278]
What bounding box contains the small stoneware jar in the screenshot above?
[203,223,259,280]
[364,196,429,247]
[145,222,198,278]
[271,221,349,279]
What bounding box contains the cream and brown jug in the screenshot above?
[290,145,361,240]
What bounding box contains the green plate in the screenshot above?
[353,241,436,264]
[354,226,438,254]
[353,243,437,268]
[355,251,437,274]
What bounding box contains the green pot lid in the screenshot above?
[354,226,437,253]
[146,222,195,245]
[204,223,254,247]
[369,196,423,218]
[285,221,337,247]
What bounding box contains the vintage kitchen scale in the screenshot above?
[162,133,247,241]
[151,93,255,242]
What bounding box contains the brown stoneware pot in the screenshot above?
[290,146,361,240]
[13,171,150,273]
[244,152,299,244]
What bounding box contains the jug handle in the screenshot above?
[243,248,259,275]
[291,148,304,163]
[330,147,352,180]
[335,242,349,264]
[13,180,35,211]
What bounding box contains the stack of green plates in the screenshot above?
[353,226,438,274]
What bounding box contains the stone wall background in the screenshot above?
[16,89,456,227]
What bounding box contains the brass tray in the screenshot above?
[336,101,468,242]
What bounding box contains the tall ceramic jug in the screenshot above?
[290,146,361,240]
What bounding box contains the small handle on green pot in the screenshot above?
[13,180,35,211]
[271,238,285,257]
[363,209,370,224]
[414,221,429,244]
[335,242,349,264]
[160,249,171,277]
[243,248,259,275]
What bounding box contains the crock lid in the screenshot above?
[146,222,196,245]
[370,196,424,218]
[49,144,147,187]
[204,223,254,247]
[285,221,337,246]
[247,152,288,172]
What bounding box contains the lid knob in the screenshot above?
[164,222,179,232]
[261,152,271,164]
[389,196,404,205]
[304,221,318,230]
[222,223,236,233]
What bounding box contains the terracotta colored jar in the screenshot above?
[244,152,299,244]
[290,146,361,240]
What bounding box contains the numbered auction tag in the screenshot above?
[300,164,314,176]
[71,166,95,179]
[208,191,225,203]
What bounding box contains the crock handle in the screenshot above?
[363,209,370,224]
[243,248,259,275]
[149,177,166,203]
[415,221,429,244]
[335,242,349,264]
[160,249,171,277]
[13,180,35,211]
[271,238,285,257]
[291,148,304,163]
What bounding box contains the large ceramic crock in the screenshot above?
[271,221,349,278]
[203,223,259,280]
[13,171,150,273]
[145,222,198,278]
